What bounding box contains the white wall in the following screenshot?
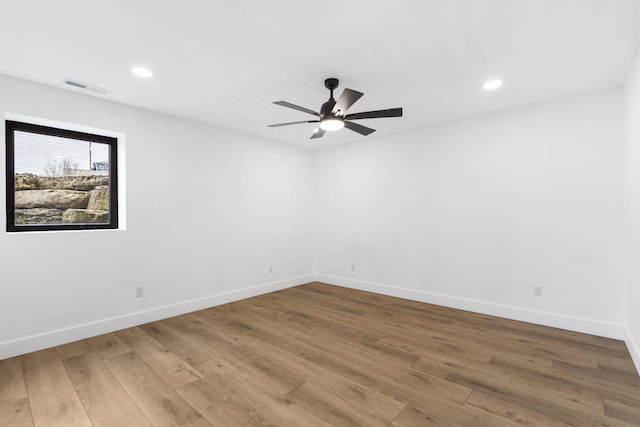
[625,50,640,372]
[315,90,628,338]
[0,72,634,364]
[0,74,314,359]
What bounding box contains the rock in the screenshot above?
[14,208,65,224]
[62,209,109,224]
[15,174,38,190]
[15,190,89,209]
[36,174,109,191]
[88,186,109,210]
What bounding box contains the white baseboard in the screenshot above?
[0,275,313,360]
[626,329,640,376]
[6,273,636,375]
[314,274,627,340]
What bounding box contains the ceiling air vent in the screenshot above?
[63,78,111,95]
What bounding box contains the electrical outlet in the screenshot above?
[268,265,273,274]
[533,285,543,297]
[351,262,356,271]
[136,286,144,298]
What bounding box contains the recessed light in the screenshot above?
[131,67,153,78]
[483,79,503,90]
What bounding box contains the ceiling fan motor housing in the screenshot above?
[320,99,336,116]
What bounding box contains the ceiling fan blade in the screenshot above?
[344,107,403,121]
[273,101,321,117]
[268,120,319,128]
[310,128,325,139]
[344,121,376,136]
[332,88,364,115]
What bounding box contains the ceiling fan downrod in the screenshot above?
[324,78,339,98]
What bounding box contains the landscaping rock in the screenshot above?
[62,209,109,224]
[14,208,65,224]
[15,189,89,209]
[15,173,38,190]
[37,175,109,191]
[88,186,109,210]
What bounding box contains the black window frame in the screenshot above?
[5,120,119,232]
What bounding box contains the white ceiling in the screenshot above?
[1,0,640,149]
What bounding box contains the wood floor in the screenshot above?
[1,282,640,426]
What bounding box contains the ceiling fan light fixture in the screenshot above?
[320,118,344,131]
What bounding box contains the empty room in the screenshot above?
[2,1,640,426]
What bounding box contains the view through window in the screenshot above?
[5,120,118,232]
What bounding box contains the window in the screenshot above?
[5,120,118,232]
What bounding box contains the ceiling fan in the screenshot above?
[268,78,403,139]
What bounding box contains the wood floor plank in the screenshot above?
[443,322,599,369]
[391,405,440,427]
[55,340,93,361]
[161,315,240,356]
[604,398,640,425]
[286,381,390,427]
[450,321,610,368]
[295,289,592,371]
[550,360,640,409]
[297,330,420,368]
[313,286,600,371]
[196,343,305,395]
[491,352,640,411]
[465,391,575,426]
[391,401,515,427]
[139,321,215,366]
[553,359,640,391]
[185,311,257,346]
[594,336,630,352]
[5,282,640,426]
[21,348,92,427]
[63,352,152,427]
[220,305,310,340]
[103,351,210,427]
[598,358,640,377]
[215,314,326,362]
[114,327,203,388]
[178,372,332,427]
[489,351,553,371]
[244,338,407,423]
[263,292,390,342]
[287,285,456,331]
[85,332,131,359]
[0,357,28,406]
[175,378,271,427]
[488,352,613,404]
[0,357,34,426]
[311,350,472,407]
[379,333,494,364]
[412,356,627,426]
[0,398,34,427]
[291,331,472,407]
[368,303,599,370]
